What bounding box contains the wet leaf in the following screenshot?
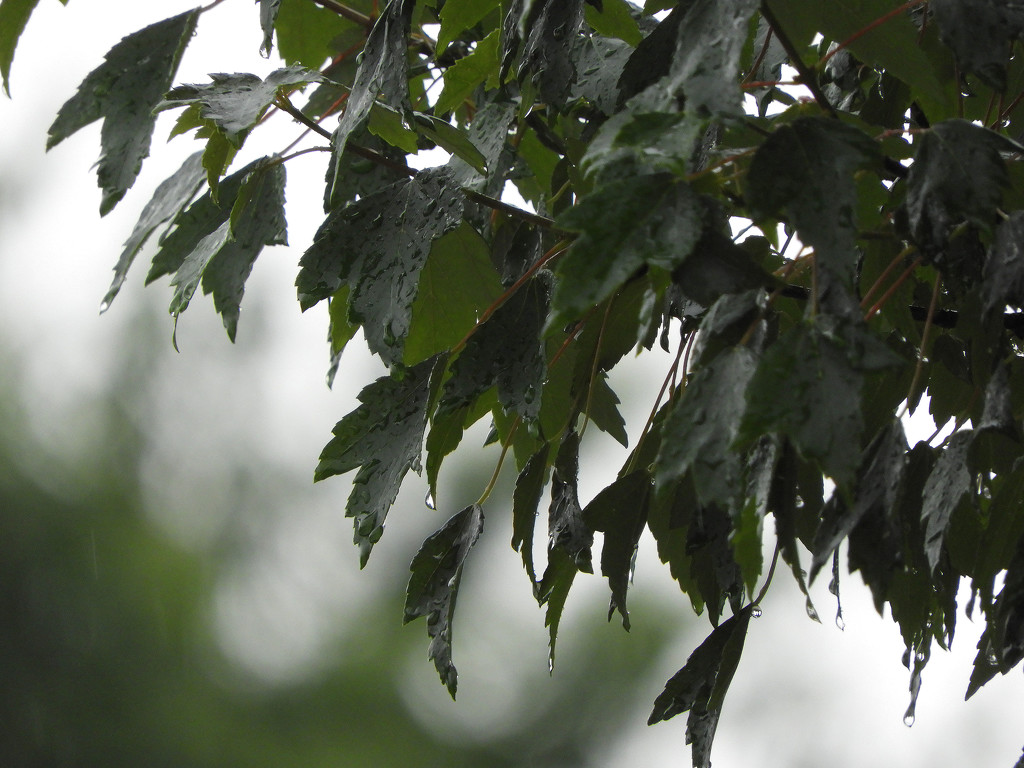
[0,0,67,96]
[437,0,496,51]
[47,10,199,214]
[258,0,282,55]
[516,0,586,106]
[983,212,1024,317]
[435,29,501,115]
[102,151,205,311]
[547,430,594,573]
[298,168,465,366]
[404,503,485,698]
[931,0,1024,92]
[583,471,651,628]
[512,442,551,585]
[315,356,438,565]
[921,430,974,575]
[158,66,323,145]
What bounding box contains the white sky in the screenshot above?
[0,2,1021,766]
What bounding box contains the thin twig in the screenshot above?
[310,0,374,28]
[817,1,926,68]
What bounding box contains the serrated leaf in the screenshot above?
[437,276,548,422]
[548,429,593,573]
[810,421,908,583]
[535,546,578,670]
[655,346,758,509]
[552,174,701,328]
[327,0,414,204]
[437,0,496,51]
[47,9,199,214]
[740,324,866,486]
[404,503,484,698]
[315,356,437,564]
[648,607,752,768]
[298,168,465,366]
[900,120,1019,257]
[102,151,205,311]
[921,430,974,575]
[583,471,651,628]
[585,374,628,447]
[747,117,879,289]
[158,66,323,145]
[164,160,286,341]
[512,442,550,585]
[435,28,500,115]
[258,0,282,56]
[327,285,359,387]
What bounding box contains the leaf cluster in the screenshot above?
[10,0,1024,763]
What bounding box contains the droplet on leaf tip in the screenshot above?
[903,712,915,728]
[425,490,436,510]
[835,613,845,631]
[751,606,763,618]
[99,299,111,314]
[805,598,820,623]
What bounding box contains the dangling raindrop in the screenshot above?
[835,611,846,631]
[99,299,111,314]
[805,598,820,622]
[425,490,436,510]
[751,606,763,618]
[915,650,926,663]
[903,712,916,728]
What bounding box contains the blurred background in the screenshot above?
[1,2,1022,766]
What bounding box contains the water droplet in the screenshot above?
[751,606,763,618]
[547,656,555,674]
[425,490,436,510]
[915,650,926,663]
[805,598,820,622]
[903,712,916,728]
[835,613,846,631]
[987,651,999,666]
[99,299,111,314]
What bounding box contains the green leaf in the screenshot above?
[436,276,548,422]
[411,112,488,173]
[746,117,879,290]
[921,431,974,575]
[435,28,500,115]
[437,0,496,51]
[327,0,414,204]
[648,607,752,768]
[47,9,199,214]
[584,0,642,46]
[298,168,466,366]
[930,0,1024,92]
[0,0,66,96]
[404,222,504,365]
[583,471,651,628]
[167,161,286,341]
[899,120,1019,257]
[655,346,758,509]
[516,0,586,106]
[404,503,485,698]
[315,356,438,565]
[982,211,1024,317]
[535,546,578,671]
[570,34,634,115]
[740,323,865,486]
[158,67,323,145]
[327,285,359,386]
[551,174,701,328]
[810,422,908,583]
[102,151,205,311]
[548,429,593,573]
[258,0,282,56]
[274,0,357,69]
[512,442,550,585]
[646,471,701,606]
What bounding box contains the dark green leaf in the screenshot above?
[899,120,1018,257]
[584,374,628,447]
[516,0,586,106]
[327,0,413,204]
[646,472,702,607]
[102,151,205,311]
[404,503,485,698]
[931,0,1024,91]
[47,10,199,214]
[548,430,593,573]
[158,66,323,145]
[552,174,701,328]
[740,323,865,486]
[583,471,651,628]
[921,430,974,575]
[810,421,908,582]
[437,0,496,51]
[655,346,758,509]
[983,212,1024,317]
[437,276,548,422]
[315,356,438,565]
[298,168,465,366]
[648,607,752,768]
[584,0,642,46]
[512,442,551,585]
[535,546,578,670]
[747,117,879,290]
[570,34,633,115]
